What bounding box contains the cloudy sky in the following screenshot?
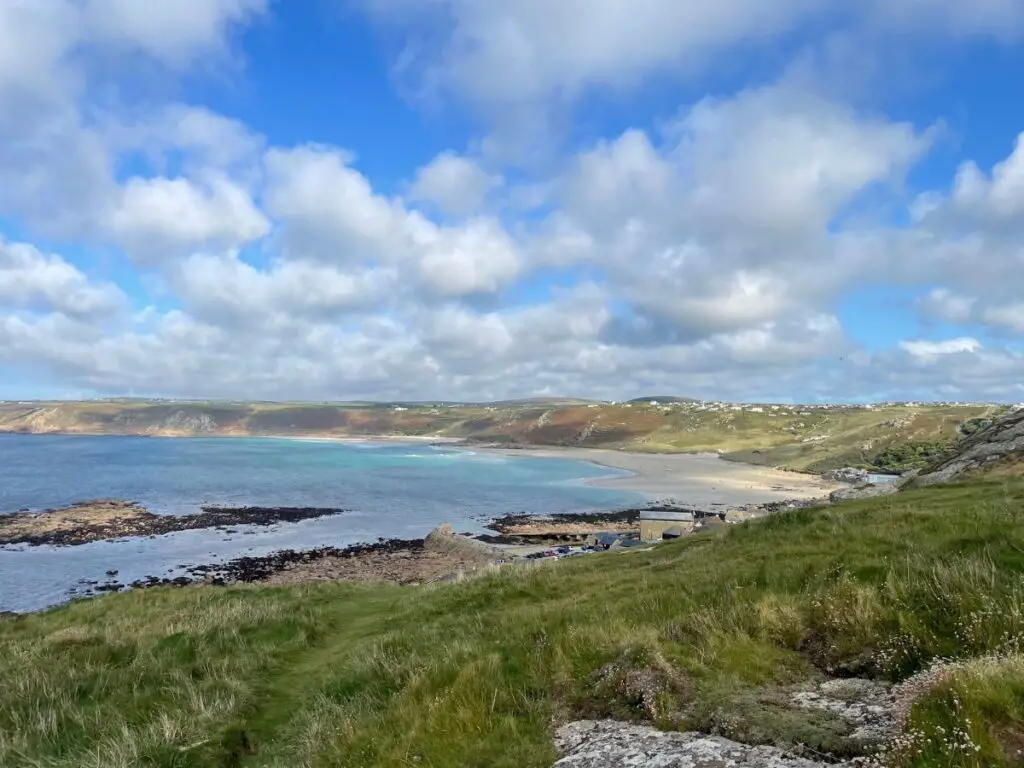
[2,0,1024,403]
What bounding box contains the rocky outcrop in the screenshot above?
[913,406,1024,486]
[829,484,900,502]
[553,721,840,767]
[790,678,897,743]
[823,467,870,484]
[424,523,505,563]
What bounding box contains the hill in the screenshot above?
[2,477,1022,766]
[0,400,1005,473]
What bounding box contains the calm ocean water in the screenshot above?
[0,434,642,612]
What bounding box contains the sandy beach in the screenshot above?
[479,446,841,508]
[279,435,842,508]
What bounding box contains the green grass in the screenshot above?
[3,480,1024,767]
[885,654,1024,767]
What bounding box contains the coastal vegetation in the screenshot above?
[870,440,956,474]
[0,399,1003,473]
[2,477,1023,766]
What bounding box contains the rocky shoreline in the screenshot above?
[0,500,349,547]
[69,527,509,598]
[3,495,836,608]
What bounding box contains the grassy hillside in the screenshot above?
[0,400,1003,473]
[2,479,1023,766]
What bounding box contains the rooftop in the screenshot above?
[639,510,695,522]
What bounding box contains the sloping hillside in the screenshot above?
[0,400,1003,473]
[3,479,1023,766]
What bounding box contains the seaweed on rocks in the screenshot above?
[0,500,351,547]
[134,538,428,588]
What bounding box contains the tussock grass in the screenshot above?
[2,480,1024,766]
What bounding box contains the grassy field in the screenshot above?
[0,400,1003,473]
[2,479,1023,767]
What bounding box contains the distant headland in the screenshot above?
[0,397,1009,475]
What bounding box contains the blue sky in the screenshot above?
[1,0,1024,403]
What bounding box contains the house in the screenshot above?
[589,532,626,549]
[639,510,695,541]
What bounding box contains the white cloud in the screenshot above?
[918,132,1024,226]
[363,0,823,107]
[265,145,522,295]
[544,83,930,341]
[264,145,401,261]
[5,0,1024,403]
[0,1,78,99]
[915,287,1024,339]
[669,86,931,234]
[410,152,503,215]
[107,105,265,175]
[171,254,397,325]
[0,238,125,319]
[900,337,982,358]
[108,174,270,262]
[917,288,977,324]
[361,0,1024,113]
[83,0,268,66]
[982,303,1024,335]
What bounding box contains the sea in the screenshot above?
[0,434,643,613]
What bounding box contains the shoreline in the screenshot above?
[471,445,841,507]
[0,437,843,611]
[0,431,841,507]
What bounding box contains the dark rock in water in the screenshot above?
[93,582,124,593]
[0,500,352,547]
[105,569,119,577]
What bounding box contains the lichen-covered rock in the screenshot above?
[829,484,900,502]
[553,721,844,767]
[913,407,1024,485]
[790,678,897,743]
[423,524,503,563]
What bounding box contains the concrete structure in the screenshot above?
[639,510,695,541]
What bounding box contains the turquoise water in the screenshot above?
[0,435,642,612]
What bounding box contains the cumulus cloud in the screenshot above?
[913,132,1024,230]
[82,0,267,66]
[0,238,125,319]
[410,152,503,216]
[917,288,977,325]
[171,254,397,326]
[3,0,1024,403]
[108,174,270,262]
[900,337,983,358]
[0,0,270,239]
[359,0,1024,111]
[542,83,930,343]
[265,145,522,296]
